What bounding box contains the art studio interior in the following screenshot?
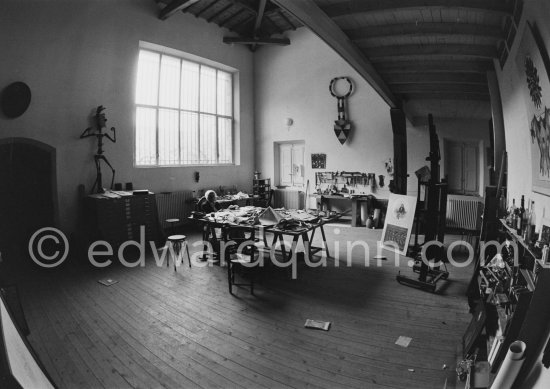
[2,0,550,388]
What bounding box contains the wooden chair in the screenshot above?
[224,225,258,294]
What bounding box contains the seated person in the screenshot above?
[197,190,221,214]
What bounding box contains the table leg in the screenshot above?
[320,224,330,257]
[301,232,311,262]
[351,198,359,227]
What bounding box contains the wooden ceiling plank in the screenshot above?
[159,0,200,20]
[400,92,490,101]
[376,59,494,73]
[345,22,504,41]
[219,8,246,28]
[385,72,487,85]
[194,0,218,18]
[363,43,498,59]
[272,0,400,108]
[277,10,296,31]
[323,0,514,18]
[207,3,233,23]
[393,83,488,94]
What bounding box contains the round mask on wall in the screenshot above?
[1,82,31,118]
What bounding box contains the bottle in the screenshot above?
[498,191,507,218]
[507,198,517,226]
[517,195,525,235]
[526,200,536,243]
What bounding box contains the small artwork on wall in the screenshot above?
[311,153,326,169]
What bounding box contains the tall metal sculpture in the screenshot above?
[80,105,116,193]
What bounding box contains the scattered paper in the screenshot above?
[98,278,118,287]
[304,319,331,331]
[395,336,412,347]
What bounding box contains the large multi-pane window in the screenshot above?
[135,49,233,166]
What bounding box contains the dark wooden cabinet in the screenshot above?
[84,193,159,250]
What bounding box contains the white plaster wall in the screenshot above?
[254,28,393,200]
[0,0,255,233]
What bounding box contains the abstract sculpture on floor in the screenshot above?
[80,105,116,193]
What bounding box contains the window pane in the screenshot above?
[136,50,159,105]
[218,118,232,164]
[135,107,157,165]
[200,66,216,114]
[159,55,180,109]
[199,114,217,164]
[217,71,232,116]
[181,60,199,111]
[180,111,199,164]
[158,109,179,165]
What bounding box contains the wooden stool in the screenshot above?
[166,235,191,271]
[165,218,180,236]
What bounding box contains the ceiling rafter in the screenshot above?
[158,0,200,20]
[322,0,514,18]
[272,0,400,109]
[363,44,499,59]
[344,22,504,41]
[276,9,296,31]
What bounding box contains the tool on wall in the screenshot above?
[329,77,353,145]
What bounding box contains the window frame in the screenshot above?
[134,45,236,167]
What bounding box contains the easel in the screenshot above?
[397,114,449,292]
[80,106,116,194]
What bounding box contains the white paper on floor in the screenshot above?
[395,336,412,347]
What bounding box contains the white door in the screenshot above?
[279,144,293,187]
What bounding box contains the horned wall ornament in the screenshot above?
[329,77,354,145]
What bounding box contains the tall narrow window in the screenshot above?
[135,48,234,166]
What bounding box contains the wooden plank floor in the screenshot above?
[15,226,473,389]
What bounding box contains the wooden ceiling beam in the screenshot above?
[399,92,490,101]
[376,59,495,73]
[345,22,504,41]
[158,0,200,20]
[223,36,290,45]
[363,44,498,59]
[272,0,400,108]
[392,83,488,94]
[323,0,514,18]
[385,72,487,85]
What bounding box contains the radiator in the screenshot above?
[155,190,195,229]
[446,195,484,232]
[273,189,305,210]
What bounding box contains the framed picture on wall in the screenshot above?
[516,22,550,196]
[380,194,417,256]
[311,153,326,169]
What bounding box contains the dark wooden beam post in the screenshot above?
[390,108,407,195]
